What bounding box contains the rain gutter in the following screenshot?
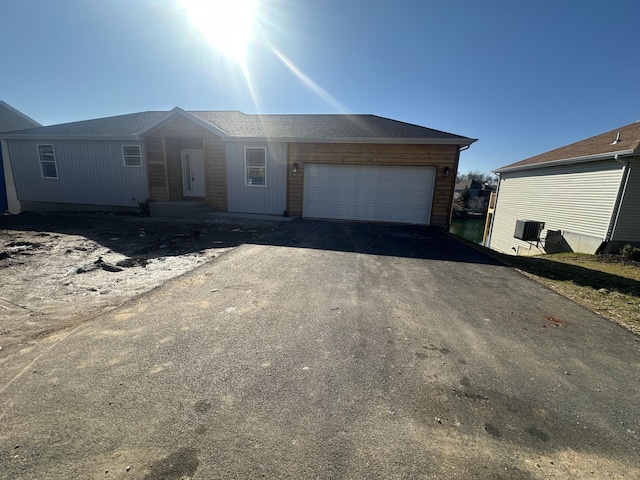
[495,149,635,174]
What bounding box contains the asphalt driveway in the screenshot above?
[1,220,638,479]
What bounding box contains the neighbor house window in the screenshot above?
[245,147,266,186]
[38,144,58,178]
[122,145,142,167]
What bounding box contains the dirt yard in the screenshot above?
[0,211,275,352]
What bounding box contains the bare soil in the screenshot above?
[0,211,275,351]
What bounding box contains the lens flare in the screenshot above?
[181,0,259,65]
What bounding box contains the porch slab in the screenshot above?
[148,201,211,218]
[149,201,294,222]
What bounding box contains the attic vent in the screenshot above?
[610,132,621,145]
[514,220,545,242]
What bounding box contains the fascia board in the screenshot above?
[224,136,477,145]
[0,133,476,146]
[495,149,636,174]
[0,134,141,141]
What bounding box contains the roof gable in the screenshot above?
[133,107,229,138]
[0,101,41,132]
[497,121,640,173]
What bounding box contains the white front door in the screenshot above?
[181,149,205,197]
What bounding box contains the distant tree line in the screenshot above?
[456,170,498,186]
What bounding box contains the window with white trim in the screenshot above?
[245,147,266,186]
[122,145,142,167]
[38,144,58,178]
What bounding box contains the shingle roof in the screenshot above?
[496,121,640,172]
[8,111,167,136]
[189,111,470,141]
[454,179,482,191]
[1,109,475,144]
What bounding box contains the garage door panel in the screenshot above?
[303,164,434,224]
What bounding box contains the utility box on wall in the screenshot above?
[514,219,545,242]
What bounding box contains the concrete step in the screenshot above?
[190,204,215,216]
[149,201,213,218]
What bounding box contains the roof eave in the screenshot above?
[225,136,477,145]
[495,149,637,174]
[0,133,140,141]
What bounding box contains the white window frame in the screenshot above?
[122,145,142,167]
[244,147,267,187]
[37,144,58,179]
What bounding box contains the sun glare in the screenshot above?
[180,0,345,113]
[181,0,259,64]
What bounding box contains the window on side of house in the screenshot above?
[245,147,266,186]
[37,144,58,179]
[123,145,142,167]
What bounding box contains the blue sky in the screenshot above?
[2,0,639,173]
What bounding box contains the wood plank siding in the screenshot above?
[205,134,227,211]
[145,136,168,201]
[287,143,458,228]
[489,160,625,255]
[612,159,640,243]
[143,116,226,210]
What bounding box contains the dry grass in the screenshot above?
[490,251,640,335]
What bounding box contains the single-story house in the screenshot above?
[488,121,640,255]
[0,108,476,228]
[0,101,41,212]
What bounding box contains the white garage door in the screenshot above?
[303,164,435,224]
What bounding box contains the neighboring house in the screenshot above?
[0,107,476,228]
[488,121,640,255]
[454,178,483,199]
[0,101,41,212]
[454,178,495,200]
[454,179,495,214]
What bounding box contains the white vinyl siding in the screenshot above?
[490,160,625,254]
[122,145,142,167]
[38,144,58,179]
[245,147,266,186]
[303,164,435,225]
[611,159,640,242]
[226,142,287,215]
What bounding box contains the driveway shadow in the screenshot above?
[0,211,273,261]
[1,213,501,265]
[255,219,502,265]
